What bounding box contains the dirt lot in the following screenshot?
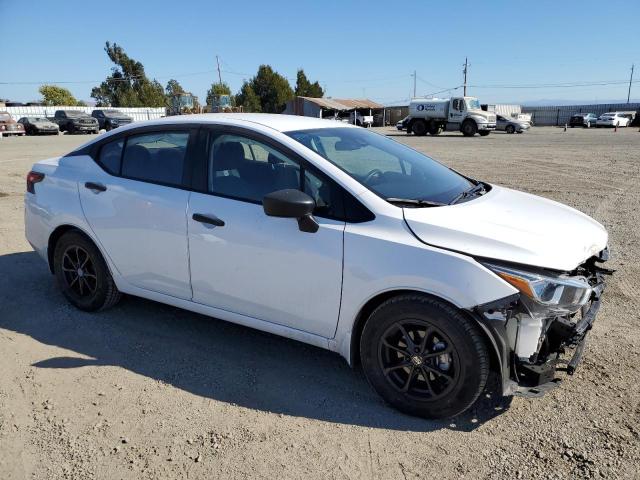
[1,127,639,479]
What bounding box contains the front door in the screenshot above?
[79,129,194,299]
[187,128,345,337]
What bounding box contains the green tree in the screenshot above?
[247,65,293,113]
[39,85,83,106]
[91,42,166,107]
[206,82,232,107]
[294,69,323,98]
[234,82,261,112]
[165,79,185,97]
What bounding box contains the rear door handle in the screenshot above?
[85,182,107,192]
[192,213,225,227]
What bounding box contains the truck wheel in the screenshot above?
[461,120,477,137]
[360,294,489,419]
[506,125,515,134]
[479,131,490,136]
[428,123,443,136]
[412,120,427,136]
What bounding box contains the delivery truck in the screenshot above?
[407,96,496,137]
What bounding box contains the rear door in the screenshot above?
[79,127,196,299]
[186,127,346,337]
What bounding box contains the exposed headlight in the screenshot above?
[485,263,592,317]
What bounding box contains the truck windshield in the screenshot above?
[286,127,474,205]
[466,98,481,110]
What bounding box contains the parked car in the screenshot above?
[569,113,598,128]
[396,116,410,131]
[0,111,26,136]
[496,115,530,134]
[24,114,610,419]
[596,112,631,128]
[17,116,60,135]
[53,110,99,134]
[91,109,133,131]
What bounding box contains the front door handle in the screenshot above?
[85,182,107,192]
[192,213,225,227]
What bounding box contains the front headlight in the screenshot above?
[485,263,592,317]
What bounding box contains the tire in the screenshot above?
[360,294,489,419]
[478,131,490,136]
[428,123,443,136]
[461,120,477,137]
[53,231,122,311]
[505,125,515,134]
[411,120,427,136]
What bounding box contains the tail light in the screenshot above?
[26,171,45,194]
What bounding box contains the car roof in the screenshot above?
[124,113,357,133]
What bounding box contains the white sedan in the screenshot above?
[24,114,610,418]
[596,112,631,127]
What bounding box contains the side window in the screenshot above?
[208,133,301,203]
[304,168,343,219]
[98,139,123,175]
[121,131,189,186]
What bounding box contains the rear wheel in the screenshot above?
[461,120,477,137]
[428,123,443,136]
[411,120,427,136]
[360,295,489,419]
[53,232,121,311]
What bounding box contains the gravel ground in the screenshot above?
[0,126,639,479]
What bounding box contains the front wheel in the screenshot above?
[478,130,490,136]
[505,125,515,134]
[54,232,122,311]
[360,295,489,419]
[461,120,477,137]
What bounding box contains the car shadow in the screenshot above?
[0,251,512,432]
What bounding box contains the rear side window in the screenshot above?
[121,131,189,186]
[98,139,123,175]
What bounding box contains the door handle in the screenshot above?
[85,182,107,192]
[192,213,225,227]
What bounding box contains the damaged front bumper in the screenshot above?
[470,253,611,398]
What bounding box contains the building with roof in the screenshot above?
[283,96,384,125]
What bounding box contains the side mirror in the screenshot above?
[263,189,319,233]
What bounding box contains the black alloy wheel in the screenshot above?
[378,319,459,401]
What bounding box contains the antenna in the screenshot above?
[463,57,469,96]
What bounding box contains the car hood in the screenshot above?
[403,185,608,271]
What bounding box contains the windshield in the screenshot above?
[29,117,48,122]
[102,110,122,117]
[65,111,87,118]
[466,98,481,110]
[286,127,473,204]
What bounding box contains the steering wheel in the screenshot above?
[363,168,383,185]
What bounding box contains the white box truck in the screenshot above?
[407,96,496,137]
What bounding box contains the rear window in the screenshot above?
[98,139,124,175]
[121,131,189,186]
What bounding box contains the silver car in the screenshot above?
[496,114,530,134]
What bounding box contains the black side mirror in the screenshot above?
[263,189,319,233]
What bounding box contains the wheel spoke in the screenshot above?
[382,340,410,358]
[418,327,431,353]
[77,276,84,295]
[419,366,435,395]
[422,364,453,381]
[422,347,452,359]
[397,324,416,350]
[383,362,411,375]
[68,275,79,288]
[401,366,416,392]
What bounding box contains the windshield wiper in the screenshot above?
[386,197,446,208]
[449,182,487,205]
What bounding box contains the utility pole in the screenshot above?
[412,70,416,98]
[628,63,634,104]
[216,55,223,85]
[463,57,469,96]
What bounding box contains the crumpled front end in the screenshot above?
[472,247,611,397]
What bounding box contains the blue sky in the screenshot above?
[1,0,639,105]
